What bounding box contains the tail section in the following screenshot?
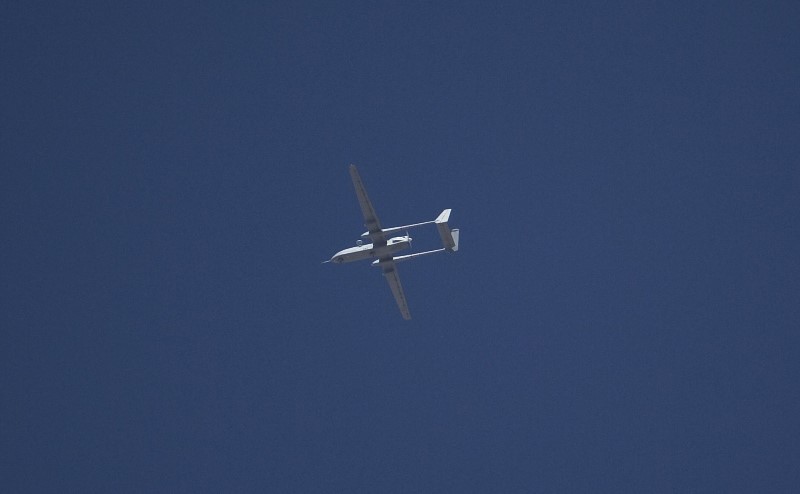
[435,209,459,252]
[385,227,459,264]
[377,212,459,265]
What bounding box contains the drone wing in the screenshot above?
[380,259,411,320]
[349,164,386,247]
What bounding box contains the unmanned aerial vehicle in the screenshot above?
[325,164,459,320]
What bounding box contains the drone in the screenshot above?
[325,164,459,320]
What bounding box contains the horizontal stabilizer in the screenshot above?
[435,209,457,251]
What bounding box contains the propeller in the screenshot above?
[406,230,412,251]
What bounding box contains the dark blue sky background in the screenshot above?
[2,2,799,492]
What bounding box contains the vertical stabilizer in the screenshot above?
[435,208,451,224]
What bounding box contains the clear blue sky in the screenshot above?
[2,2,799,492]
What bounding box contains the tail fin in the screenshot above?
[435,209,451,224]
[450,229,459,252]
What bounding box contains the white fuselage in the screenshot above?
[330,236,411,264]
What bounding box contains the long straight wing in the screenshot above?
[381,260,411,320]
[349,164,386,246]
